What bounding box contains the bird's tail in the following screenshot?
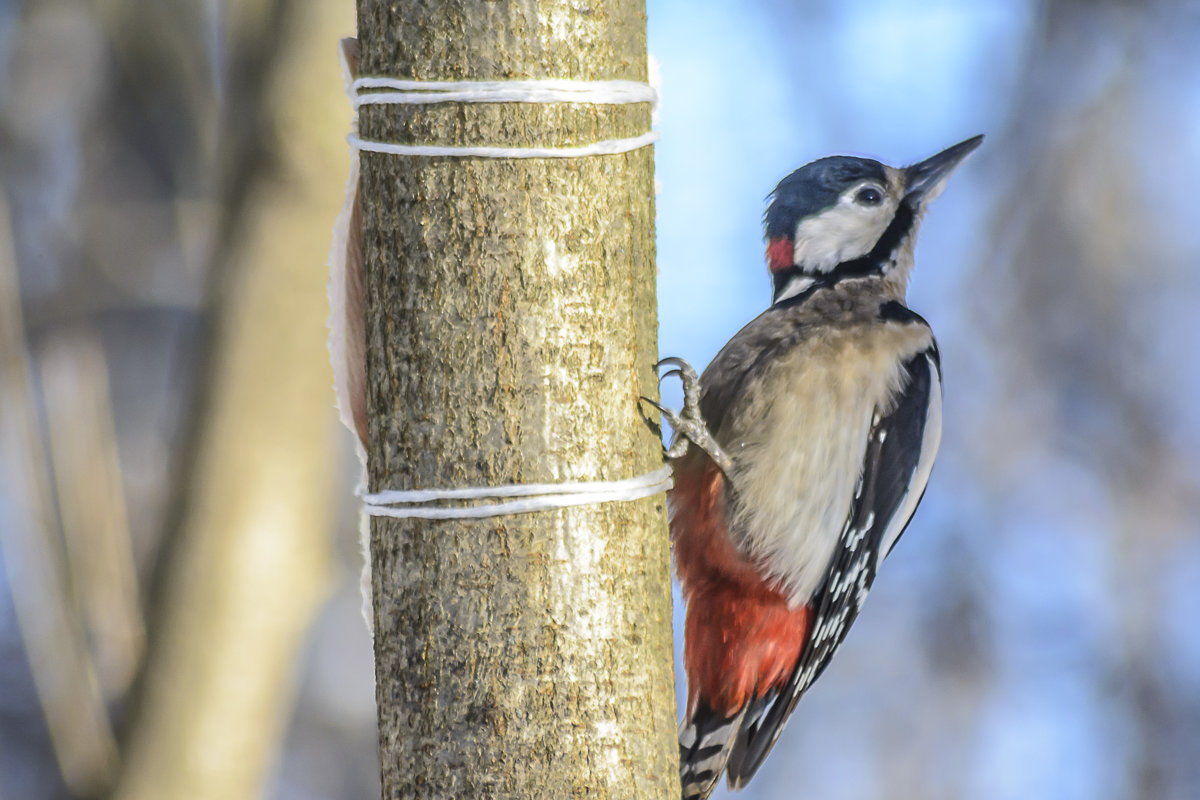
[679,702,745,800]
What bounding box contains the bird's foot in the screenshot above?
[641,357,735,475]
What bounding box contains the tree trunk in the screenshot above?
[356,2,677,798]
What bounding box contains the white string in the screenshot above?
[349,74,666,518]
[351,77,657,107]
[362,466,673,520]
[348,131,659,159]
[349,75,657,159]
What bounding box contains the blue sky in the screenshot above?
[642,2,1161,798]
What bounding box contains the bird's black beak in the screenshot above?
[904,134,983,205]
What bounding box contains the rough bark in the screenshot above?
[357,2,677,798]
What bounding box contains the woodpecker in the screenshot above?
[648,136,983,799]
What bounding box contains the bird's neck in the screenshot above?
[771,266,909,307]
[771,203,919,306]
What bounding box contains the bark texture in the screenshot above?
[357,2,676,798]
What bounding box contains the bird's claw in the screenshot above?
[645,357,734,475]
[639,396,693,460]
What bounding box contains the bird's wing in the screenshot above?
[724,343,942,785]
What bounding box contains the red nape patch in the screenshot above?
[669,457,811,718]
[766,237,794,273]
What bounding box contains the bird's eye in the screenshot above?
[855,187,883,206]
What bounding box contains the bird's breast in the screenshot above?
[720,320,930,605]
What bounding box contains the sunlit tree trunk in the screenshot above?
[356,1,677,797]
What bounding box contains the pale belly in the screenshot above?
[718,327,916,606]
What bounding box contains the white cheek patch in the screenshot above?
[791,195,895,273]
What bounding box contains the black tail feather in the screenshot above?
[724,689,784,788]
[679,702,745,800]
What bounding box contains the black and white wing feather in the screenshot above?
[725,343,943,785]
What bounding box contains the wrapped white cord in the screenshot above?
[347,70,669,520]
[351,77,657,107]
[362,466,673,520]
[348,75,658,158]
[333,44,668,633]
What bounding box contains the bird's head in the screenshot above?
[764,135,983,304]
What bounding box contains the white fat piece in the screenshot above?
[876,352,942,567]
[328,37,373,636]
[791,181,897,273]
[329,36,366,460]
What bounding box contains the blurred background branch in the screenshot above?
[0,0,365,798]
[1,189,117,798]
[110,0,351,796]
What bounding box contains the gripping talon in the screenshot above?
[640,395,664,411]
[641,396,682,429]
[658,368,683,386]
[654,356,692,372]
[640,395,670,419]
[641,395,689,459]
[650,357,735,475]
